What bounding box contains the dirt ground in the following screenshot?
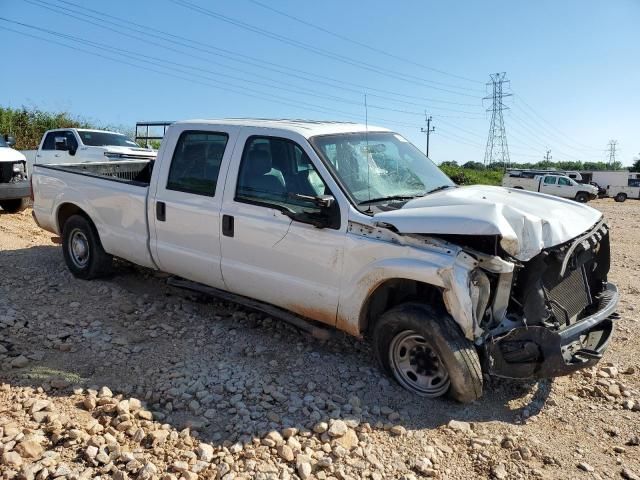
[0,199,638,480]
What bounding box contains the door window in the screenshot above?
[543,176,557,185]
[166,131,228,196]
[42,132,57,150]
[558,177,571,186]
[236,136,339,225]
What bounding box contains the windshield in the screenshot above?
[78,131,139,147]
[0,136,7,148]
[310,132,454,207]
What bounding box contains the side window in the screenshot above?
[544,176,557,185]
[558,177,571,186]
[236,136,331,214]
[42,132,57,150]
[166,131,228,196]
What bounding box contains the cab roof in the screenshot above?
[174,118,391,139]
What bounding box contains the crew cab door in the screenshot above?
[149,124,240,289]
[539,175,558,195]
[219,130,346,326]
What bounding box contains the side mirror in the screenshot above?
[290,193,335,208]
[4,135,16,147]
[68,145,77,156]
[54,137,69,151]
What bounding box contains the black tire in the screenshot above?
[575,192,589,203]
[61,214,112,279]
[372,302,483,403]
[614,193,627,203]
[0,198,28,213]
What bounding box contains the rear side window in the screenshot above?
[544,176,557,185]
[166,131,228,196]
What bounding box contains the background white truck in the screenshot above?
[26,128,156,174]
[0,134,30,213]
[31,119,618,402]
[502,172,598,202]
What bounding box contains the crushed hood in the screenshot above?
[373,185,602,261]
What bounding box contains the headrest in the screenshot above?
[247,149,272,175]
[183,142,207,161]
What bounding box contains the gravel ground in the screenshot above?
[0,199,639,480]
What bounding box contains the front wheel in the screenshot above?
[62,215,112,279]
[614,193,627,203]
[575,192,589,203]
[372,303,483,403]
[0,198,28,213]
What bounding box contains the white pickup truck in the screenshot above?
[32,119,619,402]
[34,128,156,168]
[502,173,598,203]
[0,134,30,213]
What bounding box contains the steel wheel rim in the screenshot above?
[68,228,90,268]
[389,330,450,397]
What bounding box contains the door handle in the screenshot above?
[156,201,166,221]
[54,154,60,157]
[222,214,234,237]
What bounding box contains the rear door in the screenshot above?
[149,124,240,288]
[539,175,558,195]
[219,129,346,326]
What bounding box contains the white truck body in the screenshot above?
[0,135,30,212]
[35,128,156,167]
[31,119,618,400]
[502,173,598,202]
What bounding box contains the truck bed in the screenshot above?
[36,160,153,186]
[32,160,156,269]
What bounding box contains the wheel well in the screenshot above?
[57,203,90,233]
[361,279,445,337]
[576,191,590,196]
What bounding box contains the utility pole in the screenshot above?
[544,149,552,163]
[420,112,435,157]
[484,72,512,167]
[607,140,618,168]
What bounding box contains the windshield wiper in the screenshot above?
[358,195,421,206]
[425,185,455,195]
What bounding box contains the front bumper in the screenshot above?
[0,179,30,200]
[486,282,619,379]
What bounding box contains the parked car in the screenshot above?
[34,128,156,167]
[502,173,598,202]
[31,119,618,402]
[0,134,29,213]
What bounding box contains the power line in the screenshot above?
[483,73,511,166]
[1,16,483,125]
[170,0,486,97]
[513,94,601,151]
[26,0,487,114]
[245,0,484,85]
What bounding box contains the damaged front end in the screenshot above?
[484,220,619,379]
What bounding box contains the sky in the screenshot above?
[1,0,639,165]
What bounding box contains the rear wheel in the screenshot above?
[372,303,483,403]
[62,215,112,279]
[575,192,589,203]
[0,198,28,213]
[614,193,627,203]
